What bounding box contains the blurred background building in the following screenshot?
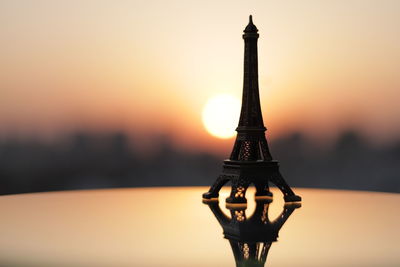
[0,130,399,194]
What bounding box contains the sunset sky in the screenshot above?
[0,0,399,154]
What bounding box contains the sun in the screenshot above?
[202,94,241,139]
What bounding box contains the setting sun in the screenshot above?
[202,94,241,139]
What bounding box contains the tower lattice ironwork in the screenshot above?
[203,16,301,203]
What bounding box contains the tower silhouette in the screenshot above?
[203,16,301,203]
[203,199,301,267]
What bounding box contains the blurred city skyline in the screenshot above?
[1,129,399,195]
[1,0,399,156]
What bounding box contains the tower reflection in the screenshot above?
[203,199,300,267]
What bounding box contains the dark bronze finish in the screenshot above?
[203,16,301,203]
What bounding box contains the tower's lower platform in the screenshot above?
[202,160,301,203]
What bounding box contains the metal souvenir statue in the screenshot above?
[203,16,301,204]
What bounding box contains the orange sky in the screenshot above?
[0,0,399,154]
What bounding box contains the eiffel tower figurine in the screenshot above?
[203,15,301,204]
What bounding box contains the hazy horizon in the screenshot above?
[1,128,399,195]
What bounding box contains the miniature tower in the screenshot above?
[203,199,301,267]
[203,16,301,203]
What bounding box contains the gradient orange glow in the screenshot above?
[0,0,399,154]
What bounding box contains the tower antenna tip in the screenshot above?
[249,15,253,23]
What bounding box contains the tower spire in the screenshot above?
[244,15,258,33]
[238,14,263,131]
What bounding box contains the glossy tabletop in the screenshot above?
[0,187,399,266]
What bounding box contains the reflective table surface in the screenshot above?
[0,187,399,266]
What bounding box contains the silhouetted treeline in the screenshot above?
[0,131,399,195]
